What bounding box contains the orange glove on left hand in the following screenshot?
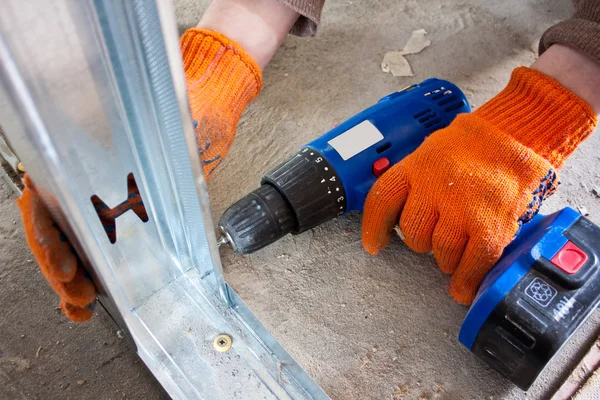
[181,29,262,178]
[362,67,597,304]
[17,175,96,322]
[18,29,262,322]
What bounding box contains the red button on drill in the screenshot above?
[373,158,391,177]
[550,241,588,274]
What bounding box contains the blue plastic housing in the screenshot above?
[459,207,582,349]
[306,79,470,212]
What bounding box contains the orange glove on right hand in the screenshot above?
[362,67,597,304]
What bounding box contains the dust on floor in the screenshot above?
[2,0,600,399]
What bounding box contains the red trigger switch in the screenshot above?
[550,241,588,274]
[373,158,390,178]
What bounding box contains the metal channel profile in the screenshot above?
[0,0,327,398]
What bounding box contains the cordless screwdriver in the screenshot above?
[217,79,470,253]
[217,80,600,390]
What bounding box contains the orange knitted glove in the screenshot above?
[17,30,261,322]
[362,67,597,305]
[16,175,96,322]
[181,29,262,178]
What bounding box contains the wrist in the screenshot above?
[532,44,600,114]
[474,67,597,168]
[180,28,262,117]
[197,0,299,69]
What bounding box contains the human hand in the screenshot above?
[15,29,263,322]
[16,175,96,322]
[181,29,262,178]
[362,67,597,304]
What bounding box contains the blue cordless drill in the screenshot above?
[218,79,600,390]
[218,79,469,253]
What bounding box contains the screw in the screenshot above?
[213,334,232,352]
[17,162,26,173]
[116,330,125,339]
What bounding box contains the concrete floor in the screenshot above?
[2,0,600,399]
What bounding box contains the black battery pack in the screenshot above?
[470,217,600,390]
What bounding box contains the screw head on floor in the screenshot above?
[213,334,232,352]
[17,162,26,173]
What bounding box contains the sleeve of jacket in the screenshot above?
[539,0,600,64]
[279,0,326,37]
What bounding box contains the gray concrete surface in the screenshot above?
[1,0,600,399]
[0,180,167,399]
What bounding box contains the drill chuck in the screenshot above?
[218,184,296,254]
[219,147,347,254]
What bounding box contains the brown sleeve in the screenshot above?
[539,0,600,64]
[278,0,326,37]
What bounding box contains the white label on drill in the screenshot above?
[327,121,384,160]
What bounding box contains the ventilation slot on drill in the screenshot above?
[414,108,443,133]
[414,109,436,123]
[424,117,442,129]
[430,89,448,101]
[413,109,431,119]
[376,142,392,154]
[444,101,466,113]
[426,88,466,114]
[423,87,445,97]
